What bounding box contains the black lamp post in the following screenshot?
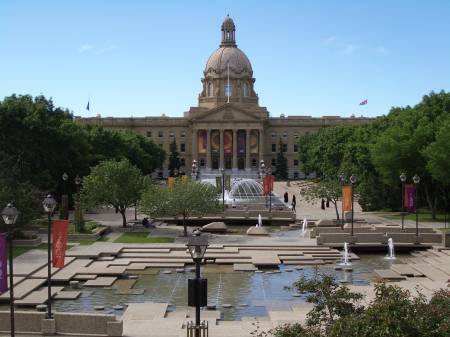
[1,203,19,337]
[413,174,420,237]
[61,173,69,220]
[350,174,357,237]
[191,160,198,181]
[339,173,346,229]
[220,168,225,210]
[187,236,209,337]
[42,195,57,319]
[400,172,407,230]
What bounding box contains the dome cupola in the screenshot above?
[199,16,258,108]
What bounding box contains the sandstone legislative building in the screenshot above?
[78,16,371,179]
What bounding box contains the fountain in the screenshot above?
[386,238,396,259]
[257,214,262,227]
[301,218,308,237]
[339,242,351,266]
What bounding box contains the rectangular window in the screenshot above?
[294,159,299,167]
[283,132,288,138]
[271,144,276,152]
[158,131,164,138]
[180,143,186,152]
[282,143,287,152]
[294,144,298,152]
[271,132,277,138]
[224,84,232,96]
[169,132,175,138]
[146,131,152,137]
[294,132,299,139]
[180,158,185,166]
[271,158,276,166]
[181,131,186,138]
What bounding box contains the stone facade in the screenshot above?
[76,16,372,179]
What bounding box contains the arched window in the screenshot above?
[208,82,214,97]
[243,83,248,97]
[224,84,232,97]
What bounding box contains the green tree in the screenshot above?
[168,138,181,176]
[300,179,342,220]
[140,179,220,236]
[81,159,149,227]
[424,117,450,186]
[276,138,288,180]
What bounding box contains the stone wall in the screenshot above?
[0,311,122,336]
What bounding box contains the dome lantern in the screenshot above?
[221,15,236,47]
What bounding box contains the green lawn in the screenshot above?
[383,212,449,223]
[12,243,47,258]
[114,232,174,244]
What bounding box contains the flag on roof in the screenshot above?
[359,99,368,105]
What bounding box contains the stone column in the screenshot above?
[232,129,237,170]
[219,129,224,170]
[206,129,211,170]
[245,129,251,170]
[192,129,198,164]
[259,129,264,163]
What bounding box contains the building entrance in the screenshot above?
[237,156,245,170]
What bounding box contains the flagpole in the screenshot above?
[227,62,230,104]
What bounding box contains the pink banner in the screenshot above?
[52,220,69,268]
[0,233,7,293]
[404,184,416,212]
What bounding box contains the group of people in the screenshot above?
[283,192,297,212]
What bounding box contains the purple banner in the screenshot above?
[0,233,7,293]
[237,130,246,155]
[404,184,416,212]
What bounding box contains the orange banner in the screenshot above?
[52,220,69,268]
[168,177,175,189]
[342,185,353,212]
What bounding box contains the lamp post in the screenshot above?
[339,173,346,229]
[350,175,357,237]
[413,174,420,237]
[400,172,407,230]
[187,236,209,337]
[267,167,272,213]
[42,195,57,319]
[220,168,225,211]
[259,160,265,180]
[191,160,198,181]
[61,173,69,220]
[1,203,20,337]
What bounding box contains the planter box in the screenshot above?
[13,237,42,247]
[68,226,110,242]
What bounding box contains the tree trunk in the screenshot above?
[332,199,340,220]
[120,208,127,227]
[183,212,187,237]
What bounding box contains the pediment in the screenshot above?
[192,104,262,122]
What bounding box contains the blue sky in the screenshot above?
[1,0,449,118]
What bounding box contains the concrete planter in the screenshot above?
[68,226,110,242]
[13,236,42,247]
[443,232,450,248]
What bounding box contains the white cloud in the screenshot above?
[375,46,389,54]
[95,44,118,55]
[78,44,94,53]
[340,44,359,55]
[322,35,336,45]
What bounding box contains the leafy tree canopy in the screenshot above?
[140,178,220,236]
[81,159,150,227]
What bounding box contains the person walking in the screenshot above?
[321,198,325,210]
[284,192,289,204]
[291,195,297,212]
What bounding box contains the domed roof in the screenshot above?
[204,15,252,75]
[205,47,252,75]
